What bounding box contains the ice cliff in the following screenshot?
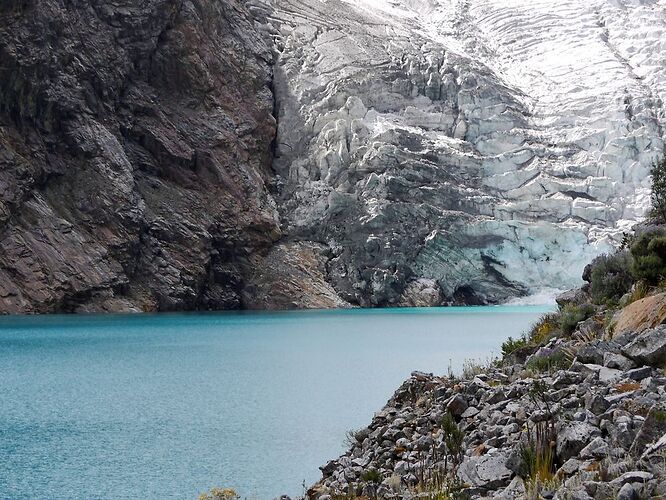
[265,0,666,305]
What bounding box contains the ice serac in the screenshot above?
[267,0,666,305]
[0,0,281,312]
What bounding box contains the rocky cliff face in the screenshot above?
[0,0,283,312]
[267,0,666,306]
[1,0,665,312]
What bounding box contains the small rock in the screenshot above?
[616,483,638,500]
[626,366,652,381]
[445,394,468,417]
[610,470,654,486]
[604,352,636,370]
[585,393,610,415]
[579,436,609,458]
[461,406,480,418]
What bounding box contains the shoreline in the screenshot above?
[304,267,666,499]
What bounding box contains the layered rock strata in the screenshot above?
[0,0,280,312]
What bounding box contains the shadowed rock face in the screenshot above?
[0,0,282,312]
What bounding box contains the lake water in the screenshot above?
[0,306,551,499]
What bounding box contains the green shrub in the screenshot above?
[588,252,633,304]
[501,336,528,356]
[650,153,666,222]
[631,231,666,284]
[526,349,569,372]
[558,304,595,335]
[360,468,382,483]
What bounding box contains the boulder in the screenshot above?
[621,325,666,366]
[457,449,513,490]
[630,405,666,456]
[556,422,601,461]
[614,293,666,336]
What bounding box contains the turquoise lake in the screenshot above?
[0,306,552,499]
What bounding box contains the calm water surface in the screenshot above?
[0,306,552,499]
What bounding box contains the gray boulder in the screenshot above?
[556,421,601,461]
[621,325,666,366]
[457,449,513,490]
[631,405,666,456]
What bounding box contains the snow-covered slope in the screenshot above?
[261,0,666,305]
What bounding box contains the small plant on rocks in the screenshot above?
[526,349,569,372]
[360,468,381,484]
[198,488,240,500]
[558,303,595,335]
[501,336,527,356]
[343,428,364,449]
[441,411,465,475]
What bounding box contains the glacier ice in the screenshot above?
[262,0,666,305]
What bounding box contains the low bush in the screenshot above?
[501,336,527,356]
[360,468,382,484]
[526,349,569,372]
[528,314,559,344]
[558,304,595,335]
[631,231,666,284]
[588,252,633,304]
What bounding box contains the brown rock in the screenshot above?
[242,242,351,310]
[614,293,666,336]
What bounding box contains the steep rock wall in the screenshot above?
[0,0,282,312]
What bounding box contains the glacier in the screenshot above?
[253,0,666,305]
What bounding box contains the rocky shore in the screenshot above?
[305,237,666,499]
